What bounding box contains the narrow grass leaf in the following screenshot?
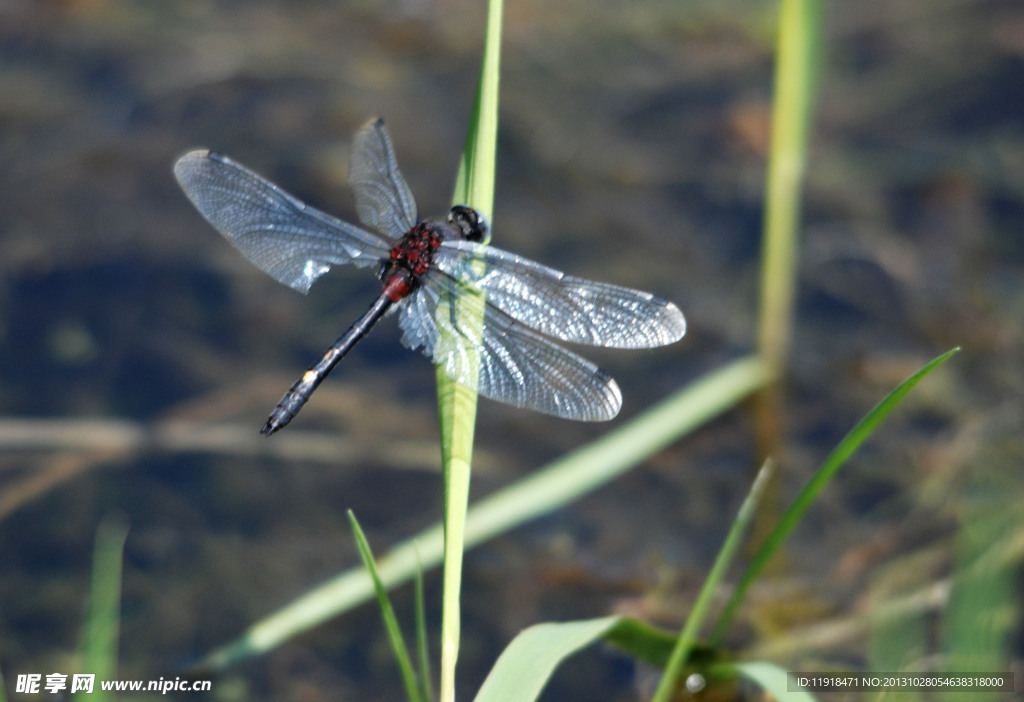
[348,511,423,702]
[414,553,434,702]
[757,0,821,369]
[76,514,129,702]
[652,462,774,702]
[752,0,822,557]
[712,347,961,642]
[436,2,503,700]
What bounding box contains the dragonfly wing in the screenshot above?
[175,150,391,293]
[349,119,418,237]
[399,275,622,421]
[433,241,686,349]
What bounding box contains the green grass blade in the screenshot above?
[194,356,771,669]
[757,0,821,369]
[436,1,503,700]
[76,514,129,702]
[712,347,961,642]
[473,617,621,702]
[651,462,774,702]
[348,511,424,702]
[438,449,471,702]
[435,0,503,439]
[414,554,434,702]
[450,18,500,230]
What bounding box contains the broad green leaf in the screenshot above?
[473,619,805,702]
[474,617,620,702]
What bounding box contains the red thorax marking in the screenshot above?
[383,224,444,301]
[390,224,443,277]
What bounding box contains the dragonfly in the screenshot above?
[174,119,686,435]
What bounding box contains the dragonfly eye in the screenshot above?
[447,205,489,242]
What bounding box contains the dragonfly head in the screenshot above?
[447,205,489,243]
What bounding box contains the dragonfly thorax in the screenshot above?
[377,208,486,302]
[382,222,445,284]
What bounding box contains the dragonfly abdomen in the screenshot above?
[261,291,397,435]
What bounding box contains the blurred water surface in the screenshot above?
[1,1,1022,699]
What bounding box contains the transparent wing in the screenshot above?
[399,274,622,421]
[433,240,686,349]
[348,118,418,237]
[175,150,391,293]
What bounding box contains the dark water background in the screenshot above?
[1,0,1022,699]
